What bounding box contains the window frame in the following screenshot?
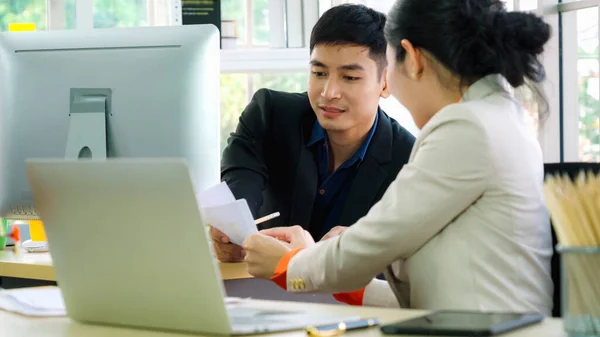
[48,0,66,29]
[536,0,562,163]
[555,0,600,162]
[221,48,308,73]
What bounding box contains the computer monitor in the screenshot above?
[0,24,221,220]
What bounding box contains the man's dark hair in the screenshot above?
[309,4,387,76]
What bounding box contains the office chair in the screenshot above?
[543,162,600,317]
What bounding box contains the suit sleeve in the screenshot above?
[283,110,492,299]
[221,89,274,217]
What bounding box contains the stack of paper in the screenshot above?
[0,286,66,317]
[197,182,258,245]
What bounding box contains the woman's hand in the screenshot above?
[243,233,292,279]
[261,225,316,249]
[242,226,315,279]
[320,226,349,241]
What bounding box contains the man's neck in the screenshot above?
[326,116,376,172]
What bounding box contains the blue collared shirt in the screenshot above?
[306,113,378,240]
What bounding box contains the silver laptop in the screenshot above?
[25,158,359,335]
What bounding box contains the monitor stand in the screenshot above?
[65,88,112,159]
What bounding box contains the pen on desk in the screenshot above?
[254,212,280,225]
[305,318,380,337]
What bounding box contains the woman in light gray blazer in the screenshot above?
[242,0,554,315]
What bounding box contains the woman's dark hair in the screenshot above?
[384,0,551,115]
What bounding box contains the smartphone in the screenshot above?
[380,310,545,336]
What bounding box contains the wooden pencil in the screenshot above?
[543,172,600,328]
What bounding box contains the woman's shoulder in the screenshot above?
[420,101,487,139]
[421,93,518,139]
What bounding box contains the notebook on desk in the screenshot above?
[24,159,359,335]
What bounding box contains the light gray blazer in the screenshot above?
[285,75,554,315]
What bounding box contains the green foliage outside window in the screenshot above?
[578,46,600,162]
[0,0,46,31]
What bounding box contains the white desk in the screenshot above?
[0,298,565,337]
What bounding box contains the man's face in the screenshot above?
[307,44,388,133]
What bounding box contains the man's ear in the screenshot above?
[380,77,391,99]
[380,68,391,99]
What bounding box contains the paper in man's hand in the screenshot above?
[197,181,236,208]
[197,182,258,245]
[200,198,256,245]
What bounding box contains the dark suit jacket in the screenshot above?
[221,89,415,233]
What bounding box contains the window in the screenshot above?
[335,0,537,15]
[518,0,538,11]
[0,0,167,31]
[250,0,269,46]
[0,0,46,31]
[63,0,163,29]
[219,72,421,152]
[379,97,419,135]
[503,0,515,11]
[221,0,269,48]
[337,0,396,13]
[560,5,600,162]
[221,0,247,46]
[220,72,309,152]
[0,0,557,159]
[90,0,147,29]
[502,0,542,139]
[331,0,542,139]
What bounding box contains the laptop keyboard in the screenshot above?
[228,307,303,325]
[227,306,360,334]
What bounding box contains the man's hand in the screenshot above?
[260,225,315,250]
[210,226,245,262]
[243,234,292,279]
[320,226,349,241]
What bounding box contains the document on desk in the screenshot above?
[197,182,258,245]
[0,286,66,317]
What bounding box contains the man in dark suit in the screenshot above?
[212,4,415,262]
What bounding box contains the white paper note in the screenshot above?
[197,182,258,245]
[197,181,236,208]
[201,199,258,245]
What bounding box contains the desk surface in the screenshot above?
[0,249,252,281]
[0,298,565,337]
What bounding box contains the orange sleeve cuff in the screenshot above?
[332,288,366,306]
[269,248,303,290]
[269,248,366,305]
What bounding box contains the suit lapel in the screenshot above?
[339,109,393,226]
[289,112,318,229]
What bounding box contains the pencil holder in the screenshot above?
[558,245,600,337]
